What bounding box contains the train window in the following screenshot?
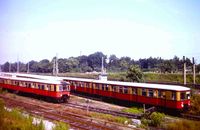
[47,85,51,91]
[119,86,123,93]
[186,92,190,99]
[20,82,22,86]
[86,83,89,88]
[124,87,128,94]
[96,84,99,89]
[181,92,185,100]
[54,85,56,91]
[11,80,13,85]
[158,90,162,98]
[112,86,117,92]
[132,88,137,95]
[148,89,153,97]
[41,84,44,90]
[28,83,31,88]
[32,83,35,88]
[80,82,84,87]
[59,85,63,91]
[92,83,95,89]
[39,84,41,89]
[102,84,105,91]
[172,91,176,100]
[142,89,146,96]
[105,85,109,91]
[62,84,69,91]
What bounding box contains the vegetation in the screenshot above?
[1,51,200,75]
[188,94,200,115]
[53,121,69,130]
[149,112,165,127]
[126,65,144,82]
[165,119,200,130]
[141,112,165,127]
[90,113,131,124]
[0,99,45,130]
[122,107,143,114]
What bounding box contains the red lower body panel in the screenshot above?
[0,83,70,99]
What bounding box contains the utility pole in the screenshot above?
[55,53,58,76]
[183,56,186,85]
[17,56,19,73]
[101,57,104,73]
[27,61,29,73]
[53,54,58,76]
[9,62,11,72]
[193,57,196,85]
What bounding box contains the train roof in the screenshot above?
[1,72,190,91]
[60,76,190,91]
[0,73,64,85]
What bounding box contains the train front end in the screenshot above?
[57,81,70,102]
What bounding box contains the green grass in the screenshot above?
[90,113,131,124]
[122,107,143,114]
[0,106,45,130]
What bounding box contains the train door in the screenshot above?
[92,83,95,95]
[160,91,166,108]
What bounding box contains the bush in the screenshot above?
[149,112,165,127]
[189,94,200,115]
[141,118,150,127]
[53,121,69,130]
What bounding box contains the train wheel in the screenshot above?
[62,95,69,103]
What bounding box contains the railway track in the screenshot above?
[0,95,135,130]
[181,113,200,121]
[64,102,142,119]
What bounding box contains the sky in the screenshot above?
[0,0,200,64]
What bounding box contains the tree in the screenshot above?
[65,57,79,72]
[119,57,131,71]
[126,65,144,82]
[37,59,51,73]
[108,54,120,72]
[29,60,39,72]
[158,60,175,73]
[77,55,93,72]
[87,52,106,71]
[2,62,9,72]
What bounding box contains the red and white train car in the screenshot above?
[0,73,70,102]
[63,77,190,110]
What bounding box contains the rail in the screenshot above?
[0,95,134,130]
[64,102,142,119]
[181,113,200,121]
